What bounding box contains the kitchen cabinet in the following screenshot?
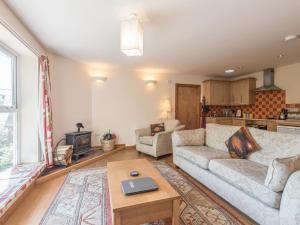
[206,117,233,125]
[202,80,230,105]
[232,119,246,126]
[230,78,256,105]
[203,78,256,106]
[267,121,277,132]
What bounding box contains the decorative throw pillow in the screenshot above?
[150,123,165,136]
[225,127,260,158]
[264,155,300,192]
[172,129,205,146]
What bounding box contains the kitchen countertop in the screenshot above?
[208,117,300,126]
[207,117,277,121]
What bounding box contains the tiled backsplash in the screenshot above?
[209,90,300,119]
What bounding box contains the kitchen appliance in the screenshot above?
[286,108,300,120]
[279,108,288,120]
[277,108,300,134]
[255,68,282,92]
[236,109,242,118]
[246,120,267,130]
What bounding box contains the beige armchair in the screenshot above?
[135,120,185,158]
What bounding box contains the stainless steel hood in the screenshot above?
[255,68,282,92]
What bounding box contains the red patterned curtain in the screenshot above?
[39,56,54,167]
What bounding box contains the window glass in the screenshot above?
[0,50,14,107]
[0,112,16,170]
[0,46,17,171]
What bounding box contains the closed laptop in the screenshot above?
[121,177,158,195]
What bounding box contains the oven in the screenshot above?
[246,120,268,130]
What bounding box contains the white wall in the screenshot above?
[91,70,208,146]
[49,53,92,145]
[232,62,300,104]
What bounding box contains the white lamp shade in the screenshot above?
[163,99,172,113]
[121,15,143,56]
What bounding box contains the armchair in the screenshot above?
[135,120,185,158]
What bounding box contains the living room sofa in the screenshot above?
[172,124,300,225]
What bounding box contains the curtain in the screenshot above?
[38,56,54,167]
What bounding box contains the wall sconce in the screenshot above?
[144,79,157,86]
[93,76,107,83]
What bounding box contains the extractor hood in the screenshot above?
[255,68,282,92]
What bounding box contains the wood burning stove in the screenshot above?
[65,131,92,160]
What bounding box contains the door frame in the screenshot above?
[175,83,201,128]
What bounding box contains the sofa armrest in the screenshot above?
[153,131,173,149]
[280,170,300,225]
[174,124,185,131]
[135,127,151,137]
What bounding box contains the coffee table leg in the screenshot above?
[172,199,180,225]
[113,211,121,225]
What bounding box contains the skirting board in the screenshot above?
[36,144,126,184]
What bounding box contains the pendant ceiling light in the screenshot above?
[121,14,143,56]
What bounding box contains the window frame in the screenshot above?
[0,42,19,166]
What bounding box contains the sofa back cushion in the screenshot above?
[265,155,300,192]
[247,128,300,166]
[173,128,205,146]
[164,119,180,131]
[205,124,240,152]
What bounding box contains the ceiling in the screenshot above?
[4,0,300,76]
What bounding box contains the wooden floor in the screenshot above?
[3,147,254,225]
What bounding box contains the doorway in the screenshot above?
[175,84,201,130]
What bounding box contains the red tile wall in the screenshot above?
[209,90,289,119]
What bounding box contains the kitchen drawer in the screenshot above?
[232,119,246,127]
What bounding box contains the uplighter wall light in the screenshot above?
[93,76,107,83]
[121,14,143,56]
[144,79,157,85]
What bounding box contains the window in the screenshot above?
[0,45,17,171]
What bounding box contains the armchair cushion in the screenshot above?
[139,136,154,146]
[265,155,300,192]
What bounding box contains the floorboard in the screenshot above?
[3,148,254,225]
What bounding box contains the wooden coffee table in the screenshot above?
[107,159,180,225]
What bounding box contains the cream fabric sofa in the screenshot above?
[135,120,184,158]
[172,124,300,225]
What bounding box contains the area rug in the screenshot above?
[40,162,244,225]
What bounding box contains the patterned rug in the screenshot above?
[40,162,243,225]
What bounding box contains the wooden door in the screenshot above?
[175,84,201,129]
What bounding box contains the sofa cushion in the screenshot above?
[209,159,282,209]
[247,128,300,166]
[172,129,205,146]
[265,155,300,192]
[205,124,240,152]
[225,127,260,159]
[164,119,181,131]
[175,146,230,169]
[139,136,153,146]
